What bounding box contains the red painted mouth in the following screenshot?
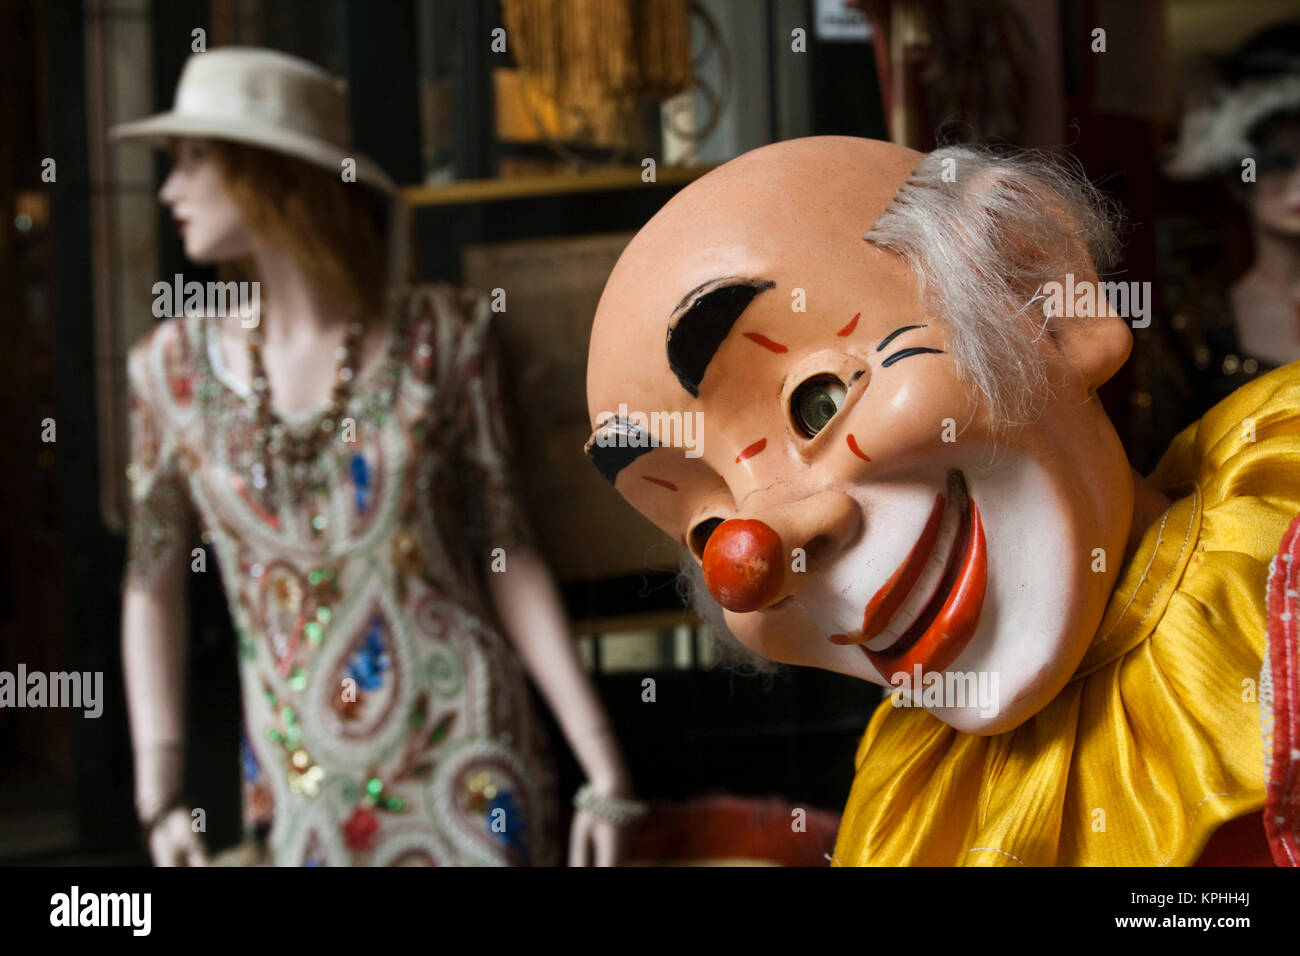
[830,470,987,680]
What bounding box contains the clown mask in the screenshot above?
[585,137,1141,734]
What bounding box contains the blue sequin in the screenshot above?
[347,618,390,691]
[351,454,370,514]
[488,790,528,859]
[239,730,261,784]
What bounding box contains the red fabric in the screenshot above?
[1263,511,1300,865]
[1194,811,1274,866]
[1195,511,1300,868]
[624,794,840,867]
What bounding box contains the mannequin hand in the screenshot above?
[567,808,627,867]
[146,806,210,867]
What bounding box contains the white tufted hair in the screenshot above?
[865,144,1123,427]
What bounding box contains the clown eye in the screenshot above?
[178,140,209,163]
[791,375,847,437]
[1257,146,1299,175]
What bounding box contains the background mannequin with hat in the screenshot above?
[114,47,640,866]
[1157,22,1300,412]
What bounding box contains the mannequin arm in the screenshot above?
[485,547,631,795]
[120,554,189,822]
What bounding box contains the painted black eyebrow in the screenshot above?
[584,416,658,484]
[673,277,725,314]
[875,324,927,352]
[881,346,944,368]
[666,277,776,398]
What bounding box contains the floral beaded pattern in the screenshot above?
[124,283,557,866]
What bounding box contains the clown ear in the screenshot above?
[865,144,1129,422]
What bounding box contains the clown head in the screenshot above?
[585,137,1138,734]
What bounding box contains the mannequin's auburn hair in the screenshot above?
[203,139,387,320]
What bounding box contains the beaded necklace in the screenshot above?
[240,289,409,507]
[247,317,363,470]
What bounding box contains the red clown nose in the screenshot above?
[702,519,785,612]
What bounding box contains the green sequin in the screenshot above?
[290,669,307,691]
[366,777,384,798]
[305,620,323,643]
[316,606,332,625]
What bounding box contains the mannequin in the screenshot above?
[1165,22,1300,382]
[1230,109,1300,368]
[116,48,639,866]
[584,135,1300,865]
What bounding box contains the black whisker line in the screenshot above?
[875,324,927,352]
[881,346,944,368]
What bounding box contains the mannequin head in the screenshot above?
[585,137,1135,734]
[159,137,385,316]
[1165,21,1300,241]
[1242,109,1300,238]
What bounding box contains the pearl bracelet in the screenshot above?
[573,783,649,826]
[139,795,186,843]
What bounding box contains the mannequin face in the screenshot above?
[158,138,255,263]
[1248,120,1300,238]
[586,138,1136,734]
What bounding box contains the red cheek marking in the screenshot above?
[735,437,767,463]
[846,434,872,461]
[742,332,788,353]
[641,475,678,491]
[837,312,861,337]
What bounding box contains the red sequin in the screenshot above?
[343,805,380,851]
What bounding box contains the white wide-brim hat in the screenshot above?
[110,46,396,194]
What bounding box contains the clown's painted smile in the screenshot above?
[829,470,988,681]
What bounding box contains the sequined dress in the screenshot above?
[123,283,559,866]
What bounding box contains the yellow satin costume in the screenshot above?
[832,361,1300,866]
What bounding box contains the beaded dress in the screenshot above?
[123,283,559,866]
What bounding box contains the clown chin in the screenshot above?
[914,457,1095,735]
